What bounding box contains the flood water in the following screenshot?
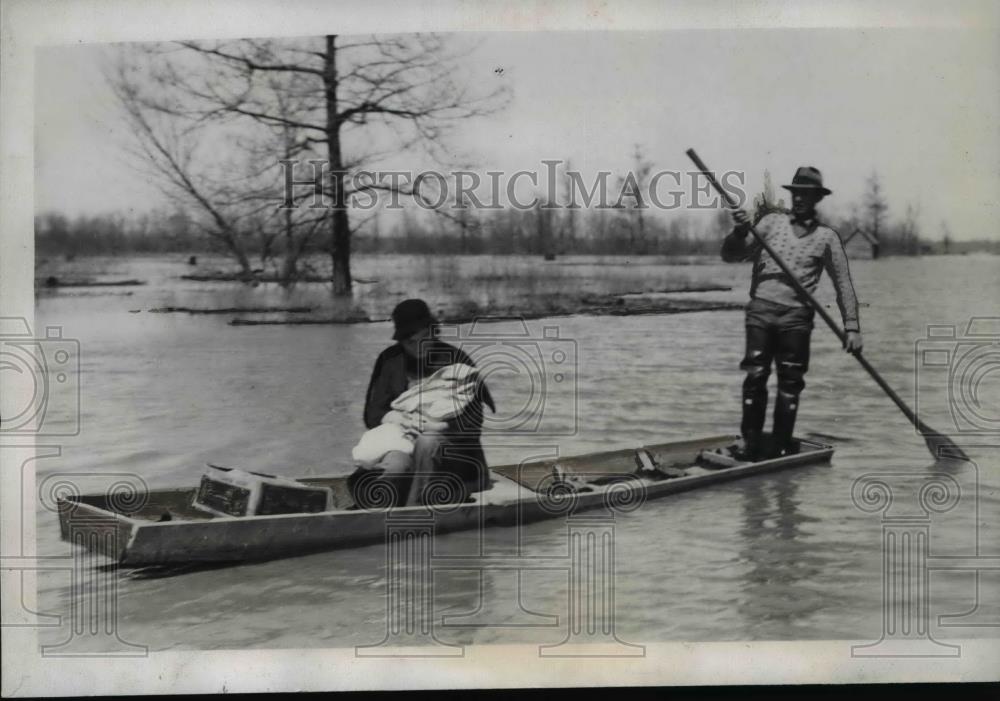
[29,253,1000,651]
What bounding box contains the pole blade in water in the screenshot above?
[922,428,968,462]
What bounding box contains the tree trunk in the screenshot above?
[228,238,253,278]
[637,211,645,253]
[330,206,351,294]
[324,35,352,297]
[211,222,252,276]
[280,206,298,286]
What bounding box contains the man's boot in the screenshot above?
[737,388,768,461]
[771,390,800,457]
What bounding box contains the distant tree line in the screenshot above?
[357,206,725,256]
[36,210,206,257]
[35,204,725,258]
[39,167,988,261]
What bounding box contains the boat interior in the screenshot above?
[65,433,823,524]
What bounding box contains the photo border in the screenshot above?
[3,0,998,695]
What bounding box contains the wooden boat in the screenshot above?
[57,433,833,566]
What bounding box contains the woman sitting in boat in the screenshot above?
[347,299,496,508]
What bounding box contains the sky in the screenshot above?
[35,26,1000,240]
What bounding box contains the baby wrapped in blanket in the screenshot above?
[351,363,479,467]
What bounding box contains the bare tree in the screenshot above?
[109,35,506,294]
[560,158,578,250]
[534,199,557,259]
[109,58,262,276]
[864,171,889,242]
[897,202,921,255]
[452,192,476,254]
[941,220,952,254]
[614,144,654,253]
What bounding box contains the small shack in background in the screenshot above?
[842,227,880,259]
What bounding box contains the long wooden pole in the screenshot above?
[686,148,966,461]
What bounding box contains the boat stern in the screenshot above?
[57,495,138,563]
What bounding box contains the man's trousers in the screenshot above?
[740,297,815,456]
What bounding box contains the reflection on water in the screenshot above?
[28,253,1000,650]
[737,475,825,637]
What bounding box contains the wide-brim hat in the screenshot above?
[782,166,832,196]
[391,298,437,341]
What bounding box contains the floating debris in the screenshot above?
[182,272,328,283]
[180,271,379,284]
[230,314,371,326]
[39,277,146,288]
[227,297,740,327]
[620,284,733,295]
[150,306,316,315]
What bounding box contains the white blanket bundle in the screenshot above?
[351,363,479,467]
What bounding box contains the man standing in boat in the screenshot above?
[722,166,863,459]
[349,298,496,508]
